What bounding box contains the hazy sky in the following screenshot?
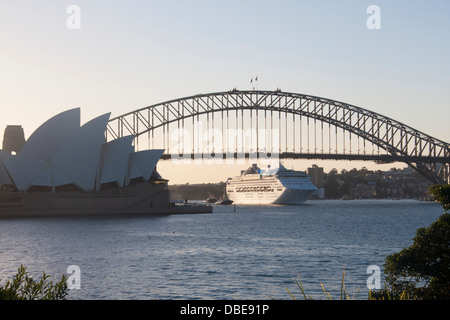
[1,1,449,183]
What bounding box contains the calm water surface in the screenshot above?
[0,200,443,300]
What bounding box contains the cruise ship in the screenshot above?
[226,163,318,205]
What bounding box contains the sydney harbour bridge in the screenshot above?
[106,89,450,184]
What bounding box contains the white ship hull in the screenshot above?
[226,164,318,205]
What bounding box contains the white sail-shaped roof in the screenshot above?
[127,149,164,183]
[0,151,49,191]
[52,113,111,192]
[97,135,135,189]
[0,109,166,192]
[30,165,72,188]
[20,108,80,162]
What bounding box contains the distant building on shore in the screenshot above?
[308,164,325,199]
[308,164,324,187]
[2,125,25,154]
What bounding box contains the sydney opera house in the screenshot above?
[0,108,211,217]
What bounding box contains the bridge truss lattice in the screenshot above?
[107,90,450,184]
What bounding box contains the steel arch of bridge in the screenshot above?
[106,90,450,184]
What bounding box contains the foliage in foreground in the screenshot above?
[287,184,450,300]
[374,185,450,300]
[0,265,68,300]
[286,271,406,300]
[378,213,450,299]
[429,184,450,211]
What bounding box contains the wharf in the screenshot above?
[0,185,213,219]
[0,204,212,218]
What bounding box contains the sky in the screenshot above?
[1,1,449,184]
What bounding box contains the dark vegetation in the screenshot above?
[371,184,450,300]
[169,182,226,201]
[0,265,68,300]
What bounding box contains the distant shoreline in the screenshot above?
[168,182,434,202]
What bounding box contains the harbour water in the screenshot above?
[0,199,443,300]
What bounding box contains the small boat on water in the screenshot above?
[206,194,218,203]
[216,193,233,205]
